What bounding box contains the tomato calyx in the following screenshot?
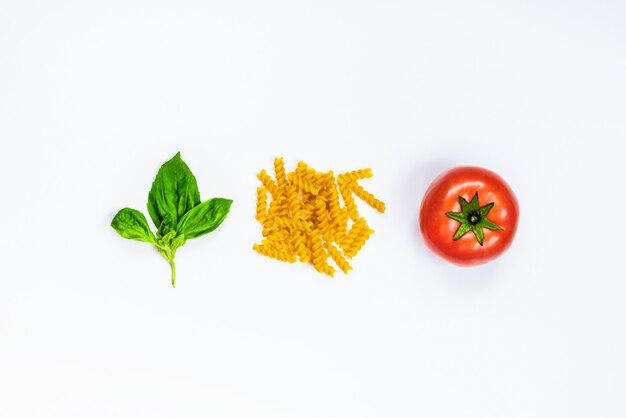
[445,193,503,246]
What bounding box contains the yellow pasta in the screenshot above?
[349,181,386,213]
[291,229,312,263]
[338,178,360,221]
[308,228,335,276]
[315,199,332,240]
[327,242,352,274]
[288,171,320,195]
[253,244,297,263]
[255,187,268,223]
[274,157,288,189]
[339,168,373,183]
[338,218,366,253]
[343,222,374,258]
[253,158,385,277]
[257,169,281,198]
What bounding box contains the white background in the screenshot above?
[1,1,625,417]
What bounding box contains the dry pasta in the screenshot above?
[253,158,385,277]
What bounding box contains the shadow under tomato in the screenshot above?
[402,158,453,252]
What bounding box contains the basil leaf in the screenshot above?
[176,198,233,239]
[170,234,186,255]
[112,152,233,288]
[147,152,201,228]
[111,208,156,243]
[158,213,176,237]
[158,229,177,246]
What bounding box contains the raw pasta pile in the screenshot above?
[253,157,386,277]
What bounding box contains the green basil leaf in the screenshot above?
[158,229,177,246]
[111,208,156,243]
[113,152,233,288]
[158,213,176,237]
[170,234,186,255]
[176,198,233,239]
[147,152,201,229]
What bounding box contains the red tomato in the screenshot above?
[419,166,519,266]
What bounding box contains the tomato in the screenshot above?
[419,166,519,266]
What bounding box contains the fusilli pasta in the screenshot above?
[253,158,385,277]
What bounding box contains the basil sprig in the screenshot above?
[111,152,232,287]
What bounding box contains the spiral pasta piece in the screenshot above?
[261,237,294,252]
[257,170,281,198]
[286,184,302,219]
[339,168,373,183]
[315,199,332,240]
[263,197,288,236]
[343,222,374,258]
[274,157,288,189]
[291,229,311,263]
[273,216,310,231]
[338,218,367,253]
[308,229,334,276]
[253,244,297,263]
[338,178,360,221]
[253,158,385,277]
[288,171,320,195]
[256,187,268,222]
[350,181,386,213]
[327,242,352,274]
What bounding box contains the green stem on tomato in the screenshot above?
[445,192,503,246]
